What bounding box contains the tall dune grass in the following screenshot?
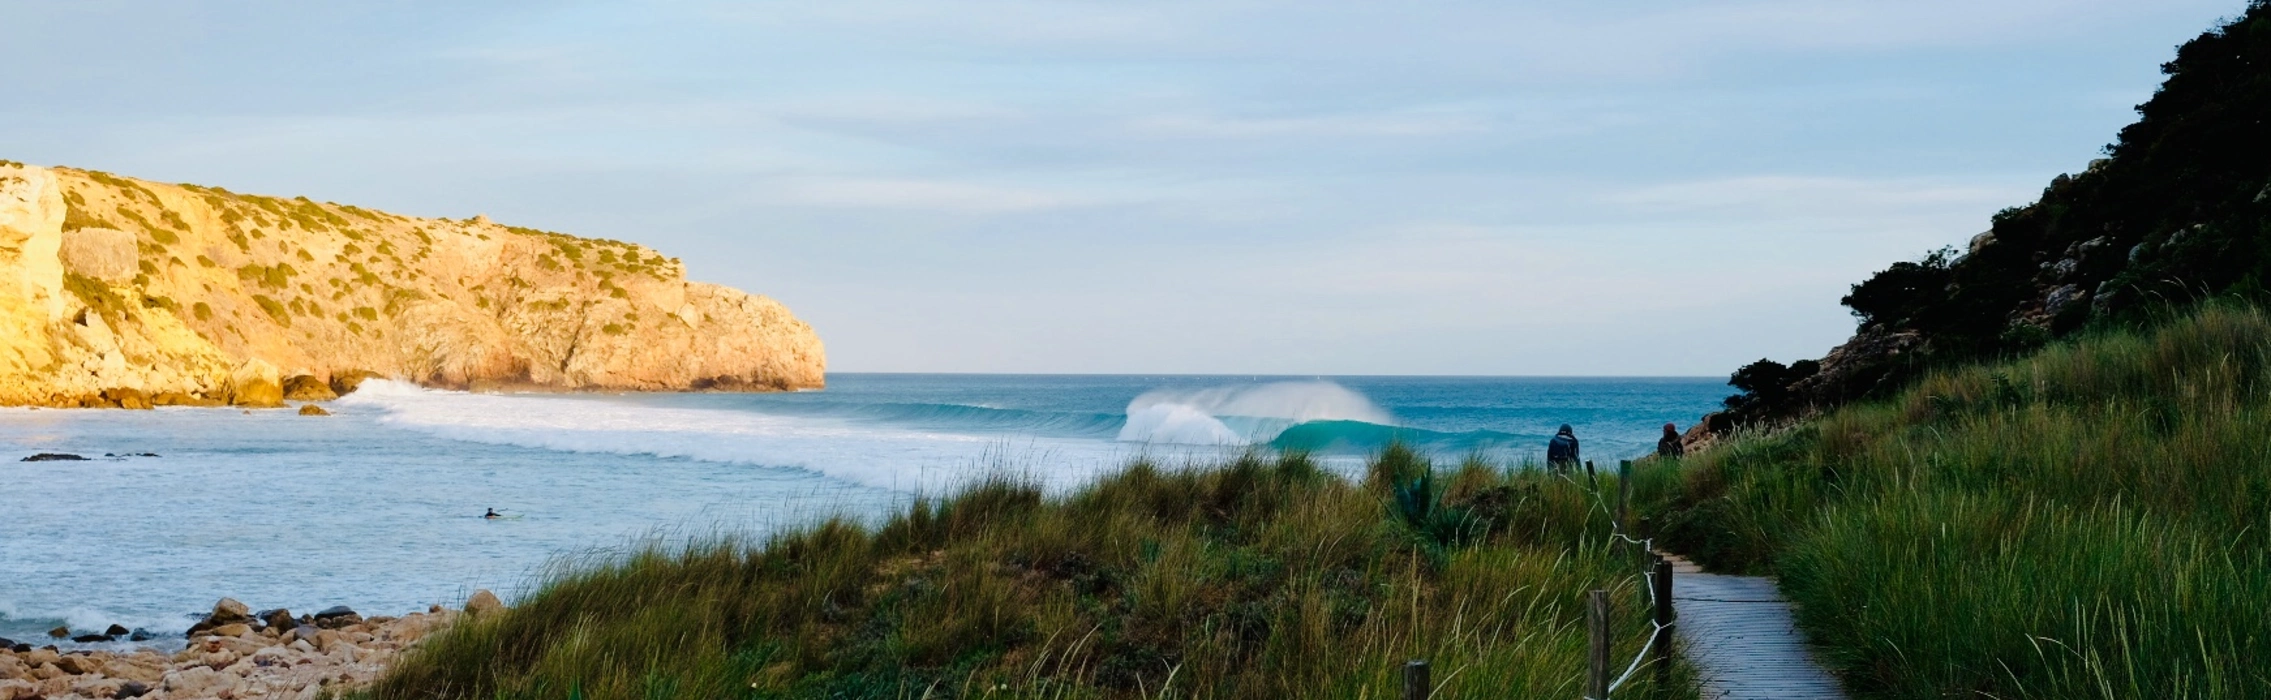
[360,449,1694,699]
[1650,303,2271,698]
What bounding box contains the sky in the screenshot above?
[1,1,2245,375]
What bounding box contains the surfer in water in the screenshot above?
[483,508,502,520]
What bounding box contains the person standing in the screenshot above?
[1657,423,1685,458]
[1547,424,1581,472]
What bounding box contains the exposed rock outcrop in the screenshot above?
[0,162,825,406]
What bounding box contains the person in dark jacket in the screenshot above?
[1546,424,1580,472]
[1657,423,1685,458]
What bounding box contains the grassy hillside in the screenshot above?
[360,451,1693,699]
[1649,304,2271,698]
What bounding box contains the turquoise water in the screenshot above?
[0,374,1724,646]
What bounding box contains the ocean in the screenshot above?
[0,373,1725,646]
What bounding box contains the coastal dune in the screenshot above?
[0,161,824,407]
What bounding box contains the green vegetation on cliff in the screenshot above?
[363,451,1692,699]
[1727,1,2271,424]
[1650,304,2271,698]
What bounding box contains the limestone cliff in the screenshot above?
[0,161,824,407]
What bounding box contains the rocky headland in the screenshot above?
[0,592,506,700]
[0,161,824,408]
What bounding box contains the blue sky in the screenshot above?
[3,1,2242,375]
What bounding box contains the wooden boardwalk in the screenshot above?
[1663,555,1848,700]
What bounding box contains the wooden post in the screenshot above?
[1615,460,1633,534]
[1402,659,1430,700]
[1653,557,1675,695]
[1588,589,1610,699]
[1585,459,1597,490]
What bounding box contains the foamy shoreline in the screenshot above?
[0,593,500,700]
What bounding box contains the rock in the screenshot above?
[42,628,63,640]
[329,370,385,396]
[51,655,100,676]
[69,634,110,643]
[102,624,127,637]
[259,609,294,631]
[160,667,234,698]
[313,606,363,629]
[100,388,152,410]
[0,637,11,649]
[57,227,137,283]
[0,679,33,700]
[209,623,251,638]
[228,359,284,408]
[125,629,151,642]
[26,663,60,681]
[4,646,22,655]
[281,375,337,402]
[0,655,20,681]
[187,597,253,636]
[15,651,54,669]
[150,391,223,407]
[22,454,86,462]
[112,680,150,698]
[297,404,330,416]
[463,589,505,617]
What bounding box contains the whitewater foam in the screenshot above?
[339,381,1146,492]
[1116,381,1396,445]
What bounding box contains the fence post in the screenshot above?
[1585,460,1597,490]
[1615,460,1633,534]
[1402,659,1430,700]
[1653,557,1675,695]
[1588,589,1610,699]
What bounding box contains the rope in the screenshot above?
[1582,620,1673,700]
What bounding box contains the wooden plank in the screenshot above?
[1659,554,1848,700]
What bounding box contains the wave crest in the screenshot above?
[1115,381,1395,445]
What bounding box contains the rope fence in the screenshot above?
[1398,460,1681,700]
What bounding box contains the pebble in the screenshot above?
[0,601,477,699]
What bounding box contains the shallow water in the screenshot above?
[0,373,1723,645]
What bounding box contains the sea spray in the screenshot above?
[1116,381,1396,445]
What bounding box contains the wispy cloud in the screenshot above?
[761,176,1087,213]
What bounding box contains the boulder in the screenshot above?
[187,597,252,636]
[100,388,152,410]
[21,453,86,462]
[150,391,223,407]
[44,627,64,639]
[298,404,330,416]
[226,359,284,408]
[113,679,151,698]
[126,629,151,642]
[259,609,294,631]
[207,623,250,638]
[281,375,337,402]
[0,679,32,700]
[51,654,100,675]
[159,667,234,698]
[312,606,362,629]
[57,227,138,283]
[102,624,127,637]
[69,633,110,643]
[329,370,385,396]
[464,589,506,617]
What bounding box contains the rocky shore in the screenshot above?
[0,592,503,700]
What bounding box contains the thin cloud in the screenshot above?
[762,176,1087,213]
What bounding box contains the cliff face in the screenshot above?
[0,161,824,407]
[1709,3,2271,430]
